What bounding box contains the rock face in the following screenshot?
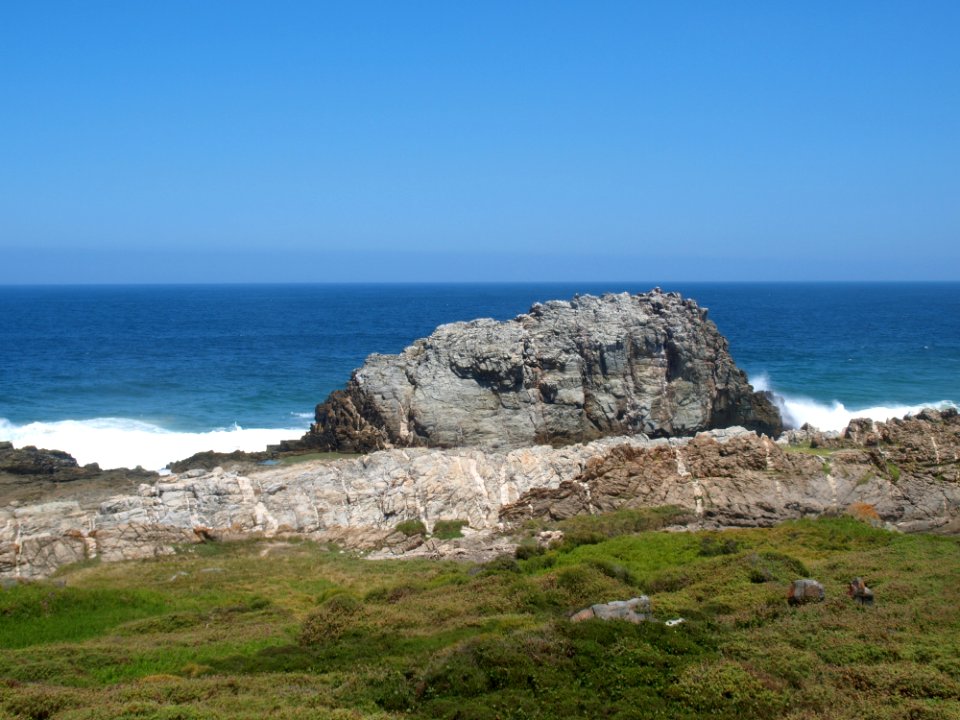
[294,290,782,453]
[499,410,960,532]
[3,411,958,580]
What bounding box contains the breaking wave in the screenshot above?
[749,374,957,432]
[0,417,305,472]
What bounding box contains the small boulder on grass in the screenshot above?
[848,577,874,606]
[787,578,825,605]
[570,596,652,623]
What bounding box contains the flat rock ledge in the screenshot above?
[291,289,782,453]
[2,411,957,579]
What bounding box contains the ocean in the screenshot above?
[1,283,957,471]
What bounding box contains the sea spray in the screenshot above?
[749,373,957,432]
[0,417,303,472]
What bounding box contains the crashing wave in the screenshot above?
[0,417,303,472]
[750,373,957,432]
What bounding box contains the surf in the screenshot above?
[750,374,957,432]
[0,417,305,472]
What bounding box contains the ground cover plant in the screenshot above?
[1,512,958,719]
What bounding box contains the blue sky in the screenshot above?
[1,1,958,283]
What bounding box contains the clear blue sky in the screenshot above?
[1,1,958,283]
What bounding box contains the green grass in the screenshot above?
[395,519,427,537]
[782,443,835,457]
[1,514,959,719]
[432,519,468,539]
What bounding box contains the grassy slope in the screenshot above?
[1,513,958,720]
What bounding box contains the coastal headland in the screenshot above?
[1,291,957,579]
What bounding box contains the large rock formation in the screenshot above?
[3,410,957,579]
[293,289,781,453]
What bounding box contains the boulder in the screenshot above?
[570,596,652,623]
[295,290,782,453]
[787,578,825,605]
[848,577,874,606]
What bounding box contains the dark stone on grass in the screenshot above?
[848,577,874,606]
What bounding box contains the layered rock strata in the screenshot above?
[292,289,782,453]
[3,411,957,579]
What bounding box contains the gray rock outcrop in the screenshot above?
[293,290,781,453]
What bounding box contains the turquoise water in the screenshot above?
[1,283,957,469]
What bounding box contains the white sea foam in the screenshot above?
[0,417,305,472]
[749,373,957,432]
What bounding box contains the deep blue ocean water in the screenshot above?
[1,283,958,470]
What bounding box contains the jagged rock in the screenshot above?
[500,413,960,532]
[0,444,82,475]
[2,413,958,579]
[788,579,825,605]
[295,290,781,453]
[777,424,842,449]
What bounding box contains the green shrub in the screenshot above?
[745,552,809,584]
[3,686,72,720]
[644,567,694,593]
[433,519,468,539]
[587,558,637,585]
[556,506,690,550]
[477,555,521,575]
[514,540,544,560]
[668,660,785,717]
[395,519,427,536]
[299,593,361,646]
[699,534,742,557]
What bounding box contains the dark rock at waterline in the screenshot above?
[0,442,83,476]
[166,449,275,474]
[0,442,158,508]
[296,290,783,453]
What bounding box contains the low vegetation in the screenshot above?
[1,512,959,719]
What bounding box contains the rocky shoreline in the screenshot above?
[3,290,957,580]
[2,409,957,579]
